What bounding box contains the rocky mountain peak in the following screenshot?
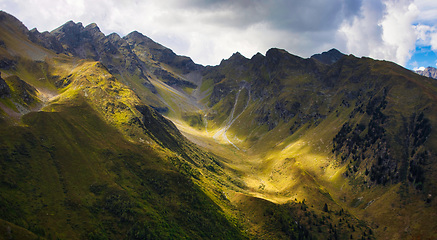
[124,31,165,50]
[50,21,85,49]
[311,48,344,65]
[416,66,437,79]
[52,20,84,33]
[229,52,248,61]
[220,52,249,66]
[250,52,265,65]
[124,31,201,73]
[84,22,105,39]
[265,48,301,61]
[125,30,145,39]
[85,22,99,29]
[264,48,305,69]
[251,52,264,59]
[107,32,122,41]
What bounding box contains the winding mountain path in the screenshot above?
[213,85,251,149]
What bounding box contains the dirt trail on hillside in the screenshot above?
[213,85,251,149]
[0,87,59,121]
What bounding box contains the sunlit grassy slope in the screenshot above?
[97,31,437,238]
[172,50,437,239]
[0,12,246,239]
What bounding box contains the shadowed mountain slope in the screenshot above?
[0,11,245,239]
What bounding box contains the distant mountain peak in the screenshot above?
[220,51,249,65]
[51,20,84,36]
[127,30,145,38]
[266,48,291,56]
[252,52,264,58]
[230,51,247,60]
[416,66,437,79]
[311,48,344,65]
[85,23,99,29]
[124,31,165,50]
[107,32,122,41]
[65,20,83,28]
[83,22,105,38]
[125,31,153,42]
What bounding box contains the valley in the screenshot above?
[0,10,436,239]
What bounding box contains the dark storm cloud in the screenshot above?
[265,0,363,31]
[178,0,363,32]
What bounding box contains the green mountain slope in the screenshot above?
[0,11,245,239]
[194,48,437,239]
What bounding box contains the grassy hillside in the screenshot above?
[0,12,245,239]
[188,49,437,239]
[0,98,245,239]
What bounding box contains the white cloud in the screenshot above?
[414,0,437,23]
[339,0,419,66]
[431,32,437,51]
[380,1,418,64]
[413,66,426,71]
[338,0,385,59]
[413,13,437,53]
[414,24,434,44]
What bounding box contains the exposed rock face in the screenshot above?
[0,56,16,70]
[49,21,110,60]
[0,72,10,98]
[124,31,202,74]
[311,48,344,65]
[416,66,437,79]
[29,21,158,92]
[5,75,37,104]
[28,28,64,53]
[28,20,204,94]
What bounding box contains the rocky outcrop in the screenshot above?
[124,31,202,74]
[153,68,196,88]
[49,21,110,60]
[29,21,157,93]
[28,21,205,94]
[28,28,64,53]
[0,72,10,98]
[5,75,37,104]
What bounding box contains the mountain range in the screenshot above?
[0,10,436,239]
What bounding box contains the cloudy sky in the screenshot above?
[0,0,436,69]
